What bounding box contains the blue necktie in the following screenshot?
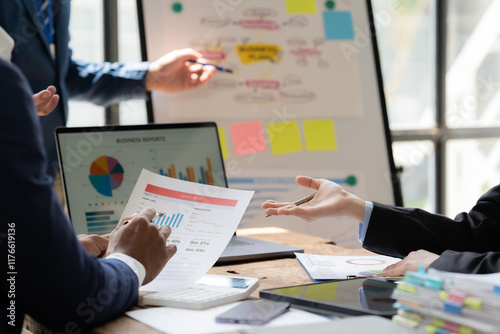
[36,0,55,57]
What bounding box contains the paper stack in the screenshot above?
[391,268,500,334]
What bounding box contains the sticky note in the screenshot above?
[235,43,281,65]
[217,127,228,159]
[267,121,303,155]
[323,11,355,40]
[303,119,337,151]
[230,121,267,156]
[285,0,317,14]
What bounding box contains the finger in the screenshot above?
[33,89,51,105]
[187,62,204,71]
[178,48,203,60]
[261,200,277,208]
[37,94,59,116]
[199,67,216,83]
[264,204,297,216]
[141,207,157,219]
[189,73,203,87]
[158,225,173,241]
[96,235,109,249]
[165,244,177,260]
[296,176,320,191]
[277,204,309,215]
[46,85,57,95]
[116,212,139,229]
[382,263,401,276]
[262,201,292,209]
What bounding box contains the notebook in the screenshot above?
[55,122,303,263]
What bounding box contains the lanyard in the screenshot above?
[34,0,54,45]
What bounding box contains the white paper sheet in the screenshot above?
[121,169,254,291]
[126,302,331,334]
[295,253,401,281]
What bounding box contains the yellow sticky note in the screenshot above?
[285,0,317,14]
[303,119,337,151]
[268,121,303,155]
[218,127,228,159]
[235,43,282,65]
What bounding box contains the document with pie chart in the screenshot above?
[121,169,254,291]
[295,253,401,281]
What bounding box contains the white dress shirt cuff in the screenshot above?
[358,201,374,243]
[106,253,146,286]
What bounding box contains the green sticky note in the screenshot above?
[268,121,303,155]
[303,119,337,151]
[218,127,228,159]
[285,0,317,14]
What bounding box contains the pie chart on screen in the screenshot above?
[89,156,124,196]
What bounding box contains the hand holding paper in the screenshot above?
[121,169,254,291]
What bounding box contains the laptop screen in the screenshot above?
[55,122,227,235]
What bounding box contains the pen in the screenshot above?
[265,192,317,218]
[187,59,238,75]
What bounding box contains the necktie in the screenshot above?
[35,0,55,58]
[40,0,51,30]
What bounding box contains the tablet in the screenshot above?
[259,278,397,317]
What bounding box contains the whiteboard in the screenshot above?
[137,0,402,247]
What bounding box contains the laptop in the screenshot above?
[55,122,303,263]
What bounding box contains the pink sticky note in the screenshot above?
[230,121,267,155]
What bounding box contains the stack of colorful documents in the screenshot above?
[391,268,500,334]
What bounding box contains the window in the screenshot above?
[373,0,437,212]
[376,0,500,215]
[67,1,105,126]
[67,0,146,127]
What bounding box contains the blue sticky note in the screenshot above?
[443,301,462,315]
[323,11,354,40]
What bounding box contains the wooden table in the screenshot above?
[24,227,374,334]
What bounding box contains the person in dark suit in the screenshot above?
[0,59,177,334]
[0,0,216,178]
[262,176,500,275]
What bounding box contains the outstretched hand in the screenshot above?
[261,176,366,222]
[145,48,216,94]
[33,85,59,116]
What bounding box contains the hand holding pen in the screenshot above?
[187,59,238,75]
[265,192,317,217]
[261,176,366,223]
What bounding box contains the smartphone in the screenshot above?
[215,300,290,325]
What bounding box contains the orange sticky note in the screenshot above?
[230,121,267,156]
[303,119,337,151]
[267,121,303,155]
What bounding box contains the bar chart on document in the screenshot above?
[122,169,254,291]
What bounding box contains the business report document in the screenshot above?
[295,253,401,282]
[121,169,254,291]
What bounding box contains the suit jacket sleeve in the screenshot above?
[362,185,500,273]
[0,60,139,333]
[66,54,150,107]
